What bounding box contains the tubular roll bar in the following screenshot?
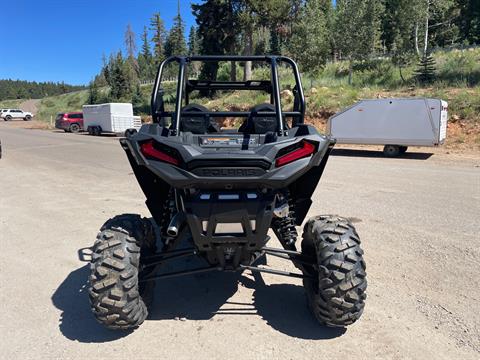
[270,57,283,134]
[151,55,306,135]
[157,111,302,118]
[186,80,273,92]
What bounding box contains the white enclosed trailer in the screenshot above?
[82,103,142,136]
[327,98,448,156]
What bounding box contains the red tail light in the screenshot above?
[140,140,180,166]
[275,141,316,167]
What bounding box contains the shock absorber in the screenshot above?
[159,188,175,241]
[271,192,298,248]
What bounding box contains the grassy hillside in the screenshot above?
[36,90,89,121]
[304,48,480,89]
[0,99,23,109]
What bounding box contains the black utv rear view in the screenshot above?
[88,56,367,330]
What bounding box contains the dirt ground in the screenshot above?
[19,99,41,114]
[0,123,479,359]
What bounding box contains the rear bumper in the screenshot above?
[55,120,83,130]
[143,157,315,189]
[55,121,68,130]
[182,190,274,251]
[122,139,332,190]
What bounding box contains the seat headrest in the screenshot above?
[246,104,277,134]
[180,104,210,134]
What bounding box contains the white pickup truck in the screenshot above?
[1,109,33,121]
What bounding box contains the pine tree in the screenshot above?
[150,12,167,62]
[132,83,144,108]
[247,0,303,57]
[192,0,238,85]
[138,26,154,81]
[187,26,200,55]
[141,26,152,59]
[87,81,100,104]
[414,54,436,84]
[269,29,281,55]
[102,53,115,86]
[165,2,188,57]
[109,52,131,101]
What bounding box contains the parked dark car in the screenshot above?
[55,112,84,133]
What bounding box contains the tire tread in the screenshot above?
[89,214,156,330]
[302,215,367,327]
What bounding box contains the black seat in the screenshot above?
[180,104,219,134]
[239,104,278,134]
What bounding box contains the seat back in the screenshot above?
[240,104,278,134]
[180,104,219,134]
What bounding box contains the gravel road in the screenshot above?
[0,124,479,359]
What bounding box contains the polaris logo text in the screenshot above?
[197,168,264,177]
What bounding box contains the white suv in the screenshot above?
[1,109,33,121]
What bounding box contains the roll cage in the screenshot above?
[151,55,306,136]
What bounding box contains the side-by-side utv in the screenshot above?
[88,56,367,330]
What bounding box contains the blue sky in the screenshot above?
[0,0,196,85]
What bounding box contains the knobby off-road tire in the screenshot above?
[89,214,157,330]
[301,215,367,327]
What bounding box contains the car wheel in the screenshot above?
[69,123,80,133]
[383,145,400,157]
[24,115,32,121]
[5,115,12,121]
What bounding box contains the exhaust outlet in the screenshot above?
[167,226,178,237]
[167,213,185,237]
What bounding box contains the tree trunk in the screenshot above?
[230,61,236,82]
[229,37,237,82]
[414,23,420,56]
[243,28,253,81]
[244,60,252,82]
[423,0,430,57]
[348,60,353,85]
[399,64,406,83]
